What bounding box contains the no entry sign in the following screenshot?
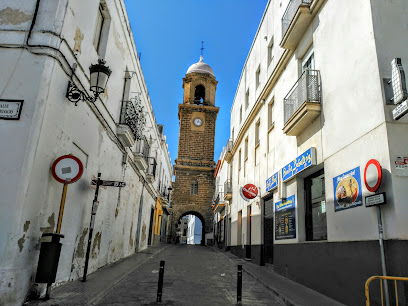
[364,159,382,192]
[51,155,83,184]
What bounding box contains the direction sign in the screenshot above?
[91,180,126,187]
[365,192,386,207]
[51,155,83,184]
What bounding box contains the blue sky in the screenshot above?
[124,0,269,164]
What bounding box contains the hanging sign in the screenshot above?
[0,99,24,120]
[282,147,316,182]
[364,159,382,192]
[240,184,258,201]
[51,155,83,184]
[266,172,279,192]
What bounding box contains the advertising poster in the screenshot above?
[333,167,362,212]
[275,195,296,240]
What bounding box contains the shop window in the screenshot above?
[93,1,111,57]
[305,169,327,241]
[190,181,198,195]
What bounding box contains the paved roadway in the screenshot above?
[96,245,284,305]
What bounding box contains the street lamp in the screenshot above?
[66,59,112,105]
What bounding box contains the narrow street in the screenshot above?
[94,245,283,305]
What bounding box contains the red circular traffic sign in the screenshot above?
[242,184,258,200]
[364,159,382,192]
[51,155,83,184]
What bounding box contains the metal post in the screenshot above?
[377,205,390,306]
[56,183,68,234]
[83,172,101,282]
[156,260,165,302]
[237,265,242,305]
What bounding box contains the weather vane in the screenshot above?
[200,41,205,57]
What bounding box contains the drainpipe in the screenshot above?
[135,178,146,252]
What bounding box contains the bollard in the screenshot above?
[156,260,165,302]
[237,264,242,305]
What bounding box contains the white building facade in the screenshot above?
[0,0,172,304]
[225,0,408,305]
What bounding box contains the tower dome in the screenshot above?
[186,56,214,76]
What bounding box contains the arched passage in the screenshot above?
[177,211,205,246]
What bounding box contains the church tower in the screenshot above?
[171,55,219,244]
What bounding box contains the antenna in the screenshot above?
[200,41,205,57]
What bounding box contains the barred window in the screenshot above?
[190,181,198,195]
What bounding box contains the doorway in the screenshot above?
[263,195,274,264]
[148,207,154,245]
[246,205,252,259]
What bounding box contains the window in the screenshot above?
[268,37,274,65]
[256,66,261,89]
[244,137,248,160]
[93,2,111,57]
[190,181,198,195]
[245,90,249,109]
[302,46,314,72]
[231,128,234,142]
[238,149,241,170]
[268,99,274,129]
[255,120,260,146]
[239,106,242,123]
[194,85,205,104]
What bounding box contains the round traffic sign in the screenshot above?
[364,159,382,192]
[51,155,83,184]
[242,184,258,200]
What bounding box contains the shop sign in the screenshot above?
[281,147,316,182]
[275,195,296,240]
[266,172,279,192]
[240,184,258,201]
[365,192,386,207]
[333,167,362,212]
[0,99,23,120]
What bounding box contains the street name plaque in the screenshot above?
[0,99,23,120]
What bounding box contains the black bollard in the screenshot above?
[237,265,242,305]
[156,260,165,302]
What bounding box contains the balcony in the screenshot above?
[283,69,321,136]
[134,137,149,171]
[280,0,313,50]
[146,157,157,184]
[117,100,146,147]
[224,139,233,164]
[224,179,232,201]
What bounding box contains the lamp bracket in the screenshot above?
[66,81,97,106]
[124,70,137,79]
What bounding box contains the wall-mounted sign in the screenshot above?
[0,99,23,120]
[275,195,296,240]
[51,155,84,184]
[364,159,382,192]
[365,192,386,207]
[333,167,362,212]
[393,100,408,120]
[242,184,258,200]
[282,147,316,182]
[395,156,408,176]
[266,172,279,192]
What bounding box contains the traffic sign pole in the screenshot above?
[56,183,68,234]
[83,172,101,282]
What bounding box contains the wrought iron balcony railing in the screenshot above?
[282,0,312,37]
[134,137,150,164]
[284,69,320,124]
[119,97,146,141]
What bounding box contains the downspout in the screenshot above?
[27,0,41,45]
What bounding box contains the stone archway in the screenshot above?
[177,211,205,245]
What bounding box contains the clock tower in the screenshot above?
[171,55,219,245]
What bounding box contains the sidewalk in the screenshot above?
[217,248,345,306]
[26,244,170,306]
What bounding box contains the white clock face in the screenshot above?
[193,117,203,127]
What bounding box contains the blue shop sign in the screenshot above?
[282,147,316,182]
[275,195,296,212]
[266,172,279,192]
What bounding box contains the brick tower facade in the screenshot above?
[170,56,219,245]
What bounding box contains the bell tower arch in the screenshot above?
[170,55,219,245]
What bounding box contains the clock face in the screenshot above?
[193,117,203,127]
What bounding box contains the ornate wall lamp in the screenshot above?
[66,59,112,106]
